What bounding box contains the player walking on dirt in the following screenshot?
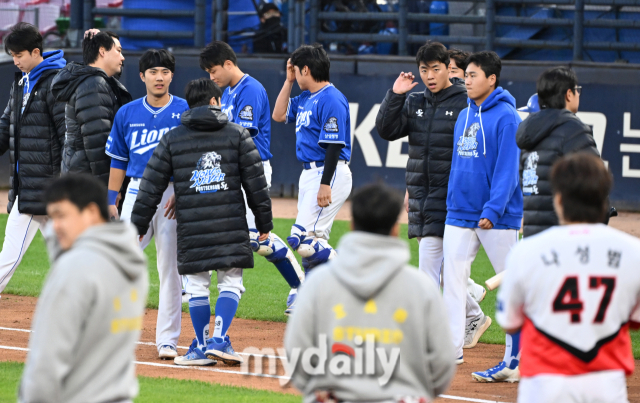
[105,49,187,360]
[498,153,638,403]
[199,41,304,316]
[0,23,66,298]
[272,44,353,276]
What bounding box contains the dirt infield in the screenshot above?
[2,295,640,403]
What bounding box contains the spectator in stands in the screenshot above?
[0,22,66,299]
[253,2,287,53]
[51,30,132,186]
[19,174,148,403]
[448,48,469,80]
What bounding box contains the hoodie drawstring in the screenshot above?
[478,106,486,158]
[18,73,30,95]
[463,103,470,134]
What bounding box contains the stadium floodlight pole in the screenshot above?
[574,0,585,60]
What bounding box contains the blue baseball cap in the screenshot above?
[518,93,540,113]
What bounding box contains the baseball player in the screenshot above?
[272,44,353,276]
[105,49,188,360]
[498,153,639,403]
[443,51,523,367]
[199,41,304,315]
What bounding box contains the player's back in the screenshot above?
[508,223,640,377]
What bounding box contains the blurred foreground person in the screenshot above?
[19,174,148,403]
[285,182,455,403]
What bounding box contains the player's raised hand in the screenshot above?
[163,194,176,220]
[317,184,332,208]
[286,59,296,83]
[392,72,418,95]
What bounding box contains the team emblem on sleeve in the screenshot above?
[239,105,253,121]
[324,117,339,133]
[190,151,228,193]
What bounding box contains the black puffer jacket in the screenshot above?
[0,69,66,215]
[376,79,467,239]
[51,63,131,185]
[131,105,273,275]
[517,108,599,237]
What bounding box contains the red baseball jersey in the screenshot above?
[497,224,640,378]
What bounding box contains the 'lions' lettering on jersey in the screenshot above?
[106,95,189,178]
[285,84,352,163]
[220,74,273,161]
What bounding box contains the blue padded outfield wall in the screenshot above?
[1,53,639,208]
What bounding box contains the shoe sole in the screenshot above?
[205,350,243,366]
[463,316,492,349]
[471,373,519,383]
[174,358,217,366]
[159,353,178,360]
[455,359,464,365]
[478,288,487,303]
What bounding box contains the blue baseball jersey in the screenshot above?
[221,74,273,161]
[106,95,189,178]
[285,84,351,163]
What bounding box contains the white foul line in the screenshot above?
[0,325,512,403]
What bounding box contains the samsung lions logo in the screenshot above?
[190,152,228,193]
[457,123,480,158]
[239,105,253,121]
[522,151,540,195]
[324,117,339,133]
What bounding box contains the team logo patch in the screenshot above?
[324,117,339,133]
[190,151,228,193]
[239,105,253,121]
[523,151,540,195]
[456,123,480,158]
[416,109,424,117]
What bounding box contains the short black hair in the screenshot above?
[199,41,237,71]
[185,78,222,108]
[551,153,611,224]
[467,51,501,88]
[537,66,578,110]
[83,31,119,65]
[139,49,175,74]
[351,183,403,236]
[4,22,43,57]
[290,43,330,83]
[416,41,449,67]
[448,48,470,71]
[44,174,109,221]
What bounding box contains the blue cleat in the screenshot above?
[472,361,520,383]
[285,289,297,316]
[205,335,243,366]
[174,339,216,366]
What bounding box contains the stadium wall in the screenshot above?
[1,51,639,209]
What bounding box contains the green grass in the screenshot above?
[2,214,639,356]
[0,361,299,403]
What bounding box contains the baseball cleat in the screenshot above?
[285,289,297,316]
[158,345,178,359]
[464,314,491,349]
[472,361,520,383]
[205,335,243,366]
[455,356,464,365]
[467,279,487,303]
[174,339,216,366]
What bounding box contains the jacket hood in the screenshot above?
[181,105,229,131]
[330,231,410,300]
[516,108,576,150]
[51,62,109,102]
[72,222,147,280]
[20,50,66,93]
[425,77,466,103]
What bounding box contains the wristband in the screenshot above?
[108,190,119,205]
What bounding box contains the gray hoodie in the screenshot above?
[19,222,148,403]
[285,231,456,403]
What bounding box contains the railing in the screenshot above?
[82,0,208,47]
[302,0,640,60]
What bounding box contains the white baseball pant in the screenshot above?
[442,225,518,358]
[518,370,628,403]
[121,179,182,352]
[183,268,245,300]
[0,198,48,294]
[295,162,352,247]
[245,160,272,228]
